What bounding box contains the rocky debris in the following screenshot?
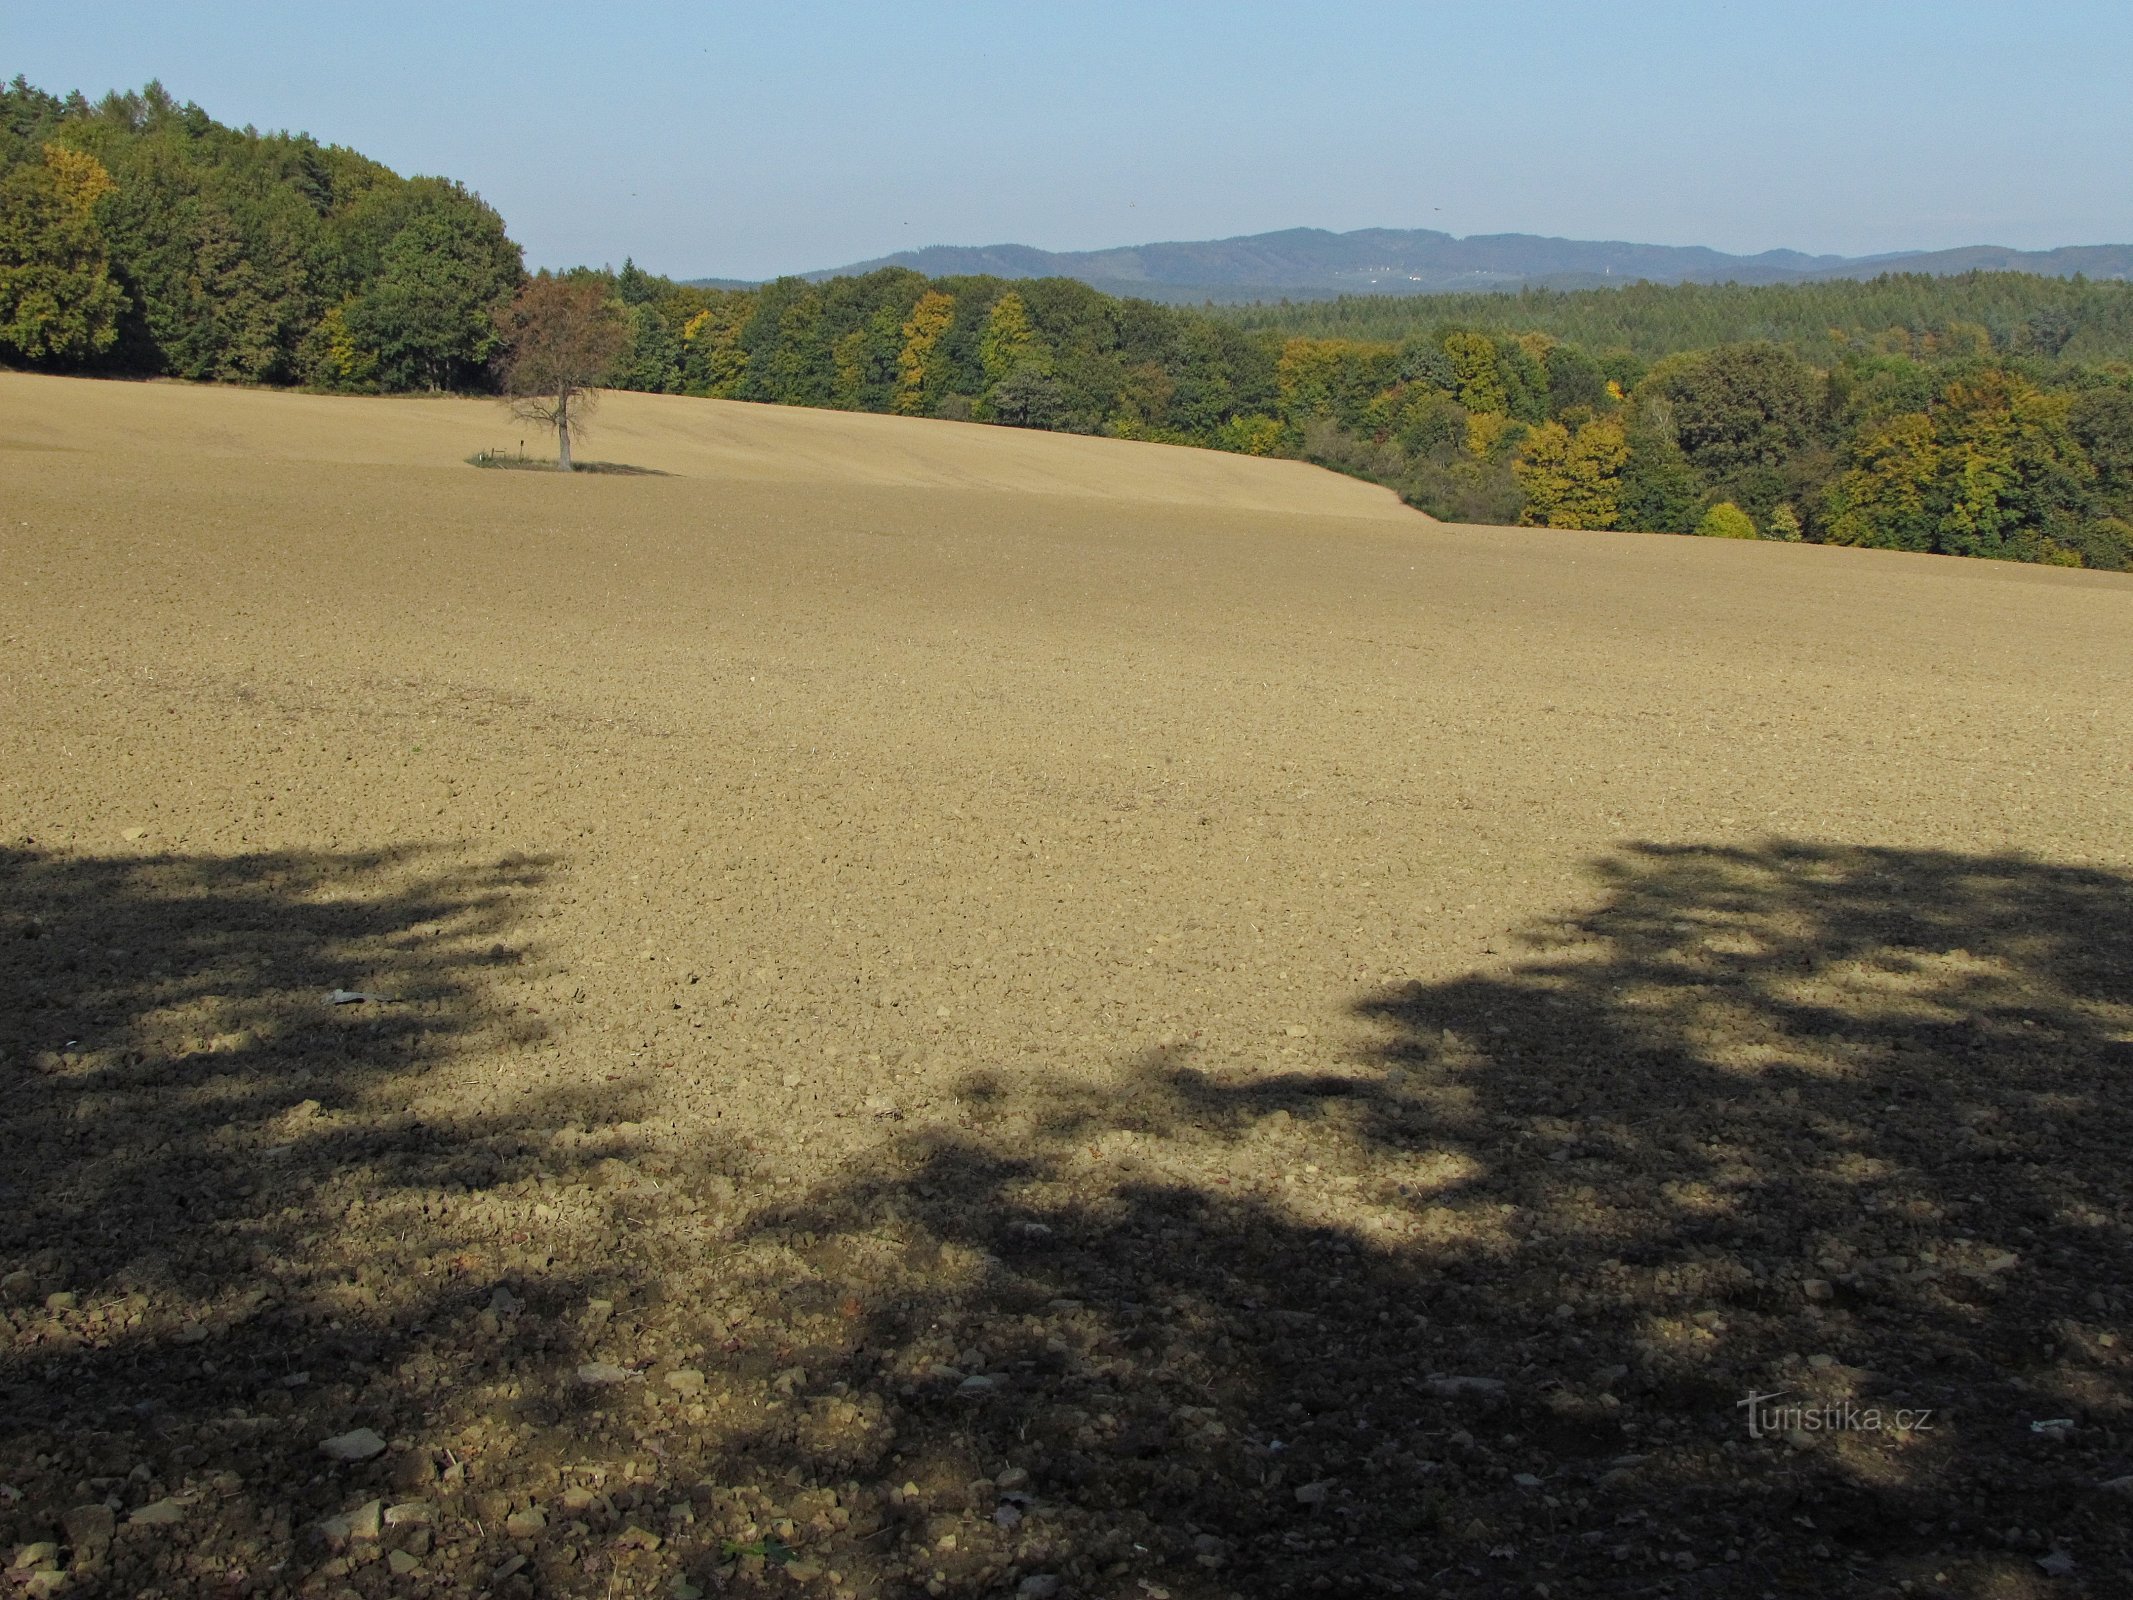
[576,1361,635,1385]
[664,1367,707,1395]
[10,1543,61,1573]
[315,1500,382,1550]
[503,1507,546,1538]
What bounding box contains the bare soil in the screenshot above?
[3,374,2131,1599]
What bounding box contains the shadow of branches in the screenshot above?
[3,843,548,1286]
[5,839,2129,1599]
[711,842,2132,1600]
[0,842,751,1595]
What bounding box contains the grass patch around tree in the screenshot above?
[465,448,666,475]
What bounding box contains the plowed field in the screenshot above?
[4,373,2131,1598]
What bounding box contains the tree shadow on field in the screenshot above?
[725,841,2133,1600]
[1,843,547,1284]
[0,841,753,1595]
[6,838,2131,1599]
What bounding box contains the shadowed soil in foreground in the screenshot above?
[5,840,2129,1598]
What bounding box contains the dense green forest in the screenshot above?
[1211,275,2133,366]
[0,78,518,387]
[5,78,2131,570]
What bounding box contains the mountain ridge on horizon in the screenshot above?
[686,226,2133,304]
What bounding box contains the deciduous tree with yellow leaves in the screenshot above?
[0,144,125,362]
[894,290,954,415]
[1515,417,1630,528]
[978,291,1045,384]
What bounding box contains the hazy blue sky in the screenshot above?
[9,2,2130,279]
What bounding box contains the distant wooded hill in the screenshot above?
[691,228,2133,304]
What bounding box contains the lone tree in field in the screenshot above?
[494,275,629,470]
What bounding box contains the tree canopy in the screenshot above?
[0,142,125,361]
[495,274,631,470]
[0,76,519,387]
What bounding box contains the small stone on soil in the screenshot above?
[320,1428,388,1461]
[61,1506,112,1557]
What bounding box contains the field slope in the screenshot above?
[2,374,2130,1598]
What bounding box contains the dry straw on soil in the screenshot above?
[3,374,2131,1597]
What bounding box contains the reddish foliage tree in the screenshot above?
[493,275,629,470]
